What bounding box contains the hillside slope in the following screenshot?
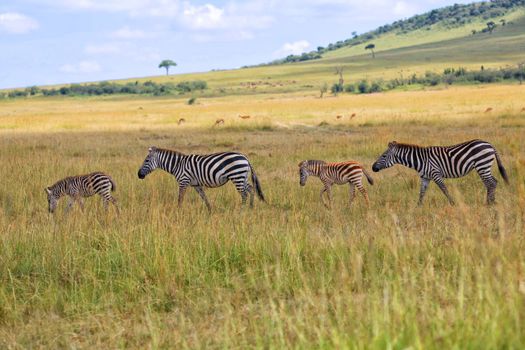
[125,9,525,95]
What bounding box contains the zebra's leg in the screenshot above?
[65,196,75,213]
[246,183,254,208]
[194,186,212,211]
[233,178,250,208]
[418,178,431,206]
[321,184,333,209]
[108,196,120,214]
[348,183,356,206]
[178,185,188,208]
[356,183,369,206]
[477,169,497,205]
[432,176,455,205]
[78,197,85,212]
[319,187,328,208]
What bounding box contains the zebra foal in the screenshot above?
[299,160,374,208]
[45,172,119,213]
[372,139,509,205]
[137,147,265,210]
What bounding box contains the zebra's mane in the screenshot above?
[155,147,186,156]
[393,142,424,149]
[301,160,327,167]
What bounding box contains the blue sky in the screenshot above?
[0,0,473,88]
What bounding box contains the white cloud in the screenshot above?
[60,61,101,73]
[48,0,180,16]
[275,40,310,57]
[84,43,121,54]
[0,12,39,34]
[393,1,419,17]
[111,26,146,39]
[181,3,225,29]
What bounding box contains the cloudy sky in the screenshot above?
[0,0,472,88]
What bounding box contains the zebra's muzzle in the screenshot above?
[372,163,381,172]
[138,170,146,179]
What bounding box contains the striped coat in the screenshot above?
[372,139,509,205]
[138,146,265,210]
[299,160,374,208]
[45,172,118,213]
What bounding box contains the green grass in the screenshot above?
[0,85,524,348]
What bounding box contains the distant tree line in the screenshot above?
[331,65,525,95]
[249,0,524,67]
[1,80,208,98]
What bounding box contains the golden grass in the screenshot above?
[0,85,524,348]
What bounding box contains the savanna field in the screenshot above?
[0,85,524,348]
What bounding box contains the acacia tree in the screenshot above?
[158,59,177,75]
[365,43,376,58]
[319,83,328,98]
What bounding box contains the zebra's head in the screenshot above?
[138,147,159,179]
[372,141,398,172]
[298,161,310,186]
[45,187,58,213]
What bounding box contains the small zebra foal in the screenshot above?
[299,160,374,208]
[45,172,119,213]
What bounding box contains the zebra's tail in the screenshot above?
[250,164,266,202]
[363,168,374,185]
[495,151,509,185]
[108,176,117,191]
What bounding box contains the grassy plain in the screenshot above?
[0,84,524,348]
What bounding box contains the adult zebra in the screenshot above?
[137,147,265,210]
[372,139,509,205]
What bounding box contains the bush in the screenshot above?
[357,80,369,93]
[4,80,209,98]
[344,84,356,93]
[331,83,344,95]
[187,97,197,105]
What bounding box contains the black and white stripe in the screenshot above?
[372,139,509,205]
[299,160,374,208]
[45,172,118,213]
[137,146,265,210]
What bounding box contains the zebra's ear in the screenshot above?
[148,146,156,153]
[45,187,51,194]
[388,141,397,148]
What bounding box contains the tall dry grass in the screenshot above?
[0,86,524,348]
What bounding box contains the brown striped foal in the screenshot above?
[299,160,374,208]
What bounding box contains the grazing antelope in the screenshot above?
[485,107,493,113]
[350,113,356,119]
[45,172,119,214]
[299,160,374,209]
[239,115,251,119]
[138,147,265,210]
[336,115,343,119]
[372,140,509,205]
[178,118,186,125]
[214,119,225,126]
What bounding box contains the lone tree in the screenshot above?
[319,83,328,98]
[486,21,496,34]
[365,43,376,58]
[158,59,177,75]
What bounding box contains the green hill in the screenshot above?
[4,1,525,96]
[126,5,525,94]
